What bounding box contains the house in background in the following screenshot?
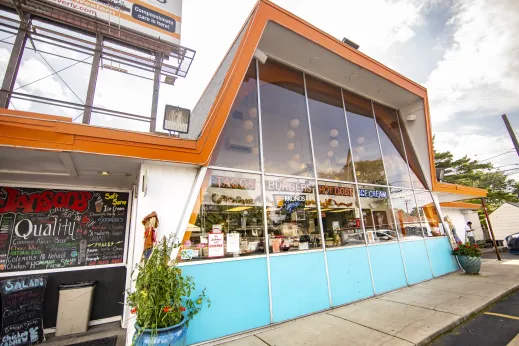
[490,202,519,245]
[440,202,484,242]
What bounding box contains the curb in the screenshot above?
[417,280,519,345]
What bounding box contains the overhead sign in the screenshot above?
[48,0,182,45]
[0,187,129,272]
[359,189,387,199]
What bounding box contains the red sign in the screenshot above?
[318,185,354,197]
[0,187,93,214]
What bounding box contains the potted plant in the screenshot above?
[127,236,209,346]
[452,242,481,274]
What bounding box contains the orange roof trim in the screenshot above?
[435,182,488,198]
[440,202,482,210]
[0,0,475,193]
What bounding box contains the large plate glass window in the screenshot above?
[178,169,265,262]
[264,177,321,252]
[390,188,424,240]
[373,102,412,188]
[259,61,313,177]
[343,90,386,185]
[210,62,260,171]
[306,76,354,181]
[414,191,445,237]
[318,181,364,248]
[358,185,397,243]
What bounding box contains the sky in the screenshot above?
[0,0,518,181]
[175,0,519,181]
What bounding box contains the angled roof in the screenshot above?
[0,0,488,199]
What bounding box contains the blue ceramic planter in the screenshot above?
[133,317,187,346]
[457,255,481,274]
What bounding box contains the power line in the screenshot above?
[478,150,515,162]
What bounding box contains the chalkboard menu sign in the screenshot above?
[0,275,47,345]
[0,187,129,273]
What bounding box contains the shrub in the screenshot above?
[452,242,481,257]
[127,236,210,330]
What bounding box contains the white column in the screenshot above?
[124,162,199,346]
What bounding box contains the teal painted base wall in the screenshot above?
[368,243,407,293]
[181,258,270,345]
[326,247,374,306]
[426,237,459,276]
[179,237,458,344]
[270,251,330,322]
[400,240,434,284]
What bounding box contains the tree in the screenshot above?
[434,144,518,215]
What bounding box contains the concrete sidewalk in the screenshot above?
[212,258,519,346]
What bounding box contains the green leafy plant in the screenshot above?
[127,236,210,331]
[452,242,481,257]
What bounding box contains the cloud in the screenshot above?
[434,131,519,180]
[426,0,519,125]
[270,0,427,63]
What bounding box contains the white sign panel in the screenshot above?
[208,232,224,258]
[226,233,240,253]
[49,0,182,44]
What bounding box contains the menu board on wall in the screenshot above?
[0,275,47,345]
[0,187,129,273]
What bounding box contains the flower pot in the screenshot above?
[457,255,481,274]
[133,317,187,346]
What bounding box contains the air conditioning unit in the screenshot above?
[226,137,254,153]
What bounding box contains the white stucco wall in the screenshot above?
[441,208,483,242]
[124,162,200,345]
[489,203,519,244]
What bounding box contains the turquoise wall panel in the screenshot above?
[400,240,433,284]
[426,237,459,276]
[326,247,374,306]
[270,251,329,322]
[181,258,270,345]
[368,243,407,294]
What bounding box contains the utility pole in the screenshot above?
[503,114,519,157]
[481,198,501,261]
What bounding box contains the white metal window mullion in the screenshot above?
[370,101,410,286]
[256,58,274,323]
[395,110,435,277]
[303,72,333,308]
[341,89,377,295]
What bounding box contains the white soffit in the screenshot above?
[0,147,142,189]
[257,22,422,109]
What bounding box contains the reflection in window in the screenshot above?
[259,61,313,177]
[390,188,424,240]
[179,170,265,262]
[264,177,321,252]
[343,90,386,185]
[373,102,412,188]
[306,76,354,181]
[318,181,364,248]
[414,191,445,237]
[358,185,397,243]
[210,62,260,171]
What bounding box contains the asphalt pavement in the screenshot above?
[430,283,519,346]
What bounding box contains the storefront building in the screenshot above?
[0,1,487,345]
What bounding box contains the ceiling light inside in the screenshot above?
[98,171,111,176]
